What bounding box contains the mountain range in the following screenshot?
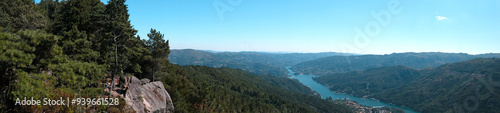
[292,52,500,75]
[313,58,500,113]
[169,49,353,76]
[166,49,500,112]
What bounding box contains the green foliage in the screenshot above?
[0,28,107,112]
[1,29,64,107]
[37,0,59,20]
[142,28,170,81]
[314,65,423,97]
[60,25,100,62]
[260,74,317,95]
[0,31,35,69]
[0,31,33,110]
[170,49,349,76]
[11,71,55,103]
[49,61,105,91]
[0,0,356,112]
[51,0,105,36]
[293,52,500,75]
[0,0,50,31]
[101,0,147,75]
[50,0,107,62]
[161,65,353,113]
[316,58,500,113]
[16,29,66,68]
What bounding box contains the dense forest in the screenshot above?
[314,58,500,112]
[292,52,500,75]
[163,65,353,112]
[314,65,423,96]
[0,0,170,112]
[0,0,357,112]
[170,49,351,76]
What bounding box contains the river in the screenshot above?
[286,66,417,113]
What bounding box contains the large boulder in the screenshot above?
[124,76,174,113]
[140,78,150,85]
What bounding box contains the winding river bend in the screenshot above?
[286,66,417,113]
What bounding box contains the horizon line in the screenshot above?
[171,48,498,55]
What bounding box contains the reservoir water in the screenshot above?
[286,66,417,113]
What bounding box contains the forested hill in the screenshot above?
[314,58,500,113]
[292,52,500,75]
[169,49,352,76]
[314,65,423,96]
[0,0,356,112]
[1,0,174,112]
[163,64,354,112]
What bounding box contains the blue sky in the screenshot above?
[37,0,500,54]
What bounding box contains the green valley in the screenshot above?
[170,49,352,76]
[2,0,499,112]
[293,52,500,75]
[163,65,354,112]
[0,0,356,112]
[314,58,500,112]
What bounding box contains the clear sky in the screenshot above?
[36,0,500,54]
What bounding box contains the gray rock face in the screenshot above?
[140,78,150,85]
[125,76,174,113]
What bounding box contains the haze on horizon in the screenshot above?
[36,0,500,55]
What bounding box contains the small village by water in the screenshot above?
[286,66,417,113]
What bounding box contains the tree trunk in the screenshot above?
[109,36,118,109]
[152,66,155,82]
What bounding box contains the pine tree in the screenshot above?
[103,0,148,107]
[50,0,104,62]
[0,0,49,31]
[37,0,59,21]
[145,28,170,81]
[0,31,35,109]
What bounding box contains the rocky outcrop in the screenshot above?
[123,76,174,113]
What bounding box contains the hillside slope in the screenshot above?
[169,49,351,76]
[293,52,500,75]
[314,65,423,96]
[314,58,500,112]
[161,64,354,113]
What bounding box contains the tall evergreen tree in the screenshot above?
[145,28,170,81]
[52,0,102,35]
[37,0,59,21]
[103,0,148,105]
[50,0,105,62]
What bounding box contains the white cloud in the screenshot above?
[435,16,447,20]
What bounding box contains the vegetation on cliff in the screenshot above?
[0,0,354,112]
[0,0,170,112]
